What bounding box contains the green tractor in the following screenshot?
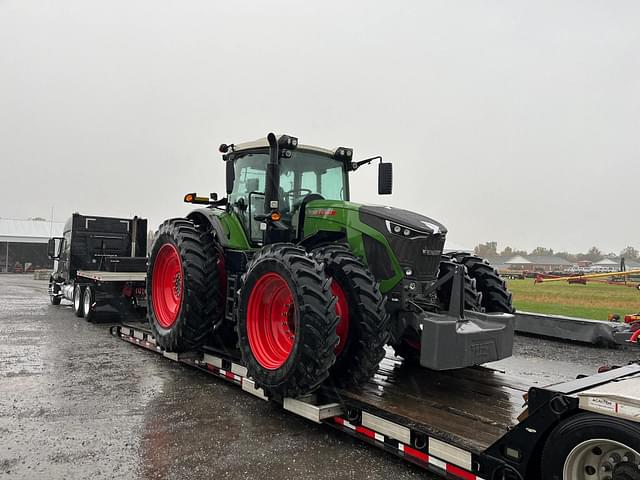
[146,133,514,398]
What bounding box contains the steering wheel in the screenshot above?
[281,188,313,215]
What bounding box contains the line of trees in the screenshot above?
[473,241,639,262]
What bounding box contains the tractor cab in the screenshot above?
[224,140,350,245]
[220,134,392,246]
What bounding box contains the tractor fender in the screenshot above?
[186,209,228,246]
[299,230,347,251]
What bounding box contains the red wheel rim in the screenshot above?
[247,273,296,370]
[332,280,350,356]
[151,243,183,329]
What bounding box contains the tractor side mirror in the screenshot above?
[378,162,393,195]
[226,160,235,195]
[48,237,63,259]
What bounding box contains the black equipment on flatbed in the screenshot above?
[112,322,640,480]
[48,213,148,320]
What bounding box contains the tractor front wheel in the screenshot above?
[448,252,514,313]
[237,244,339,398]
[313,245,389,388]
[146,218,222,352]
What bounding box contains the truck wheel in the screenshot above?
[541,413,640,480]
[313,245,390,388]
[147,218,222,352]
[237,244,339,398]
[49,279,61,305]
[73,284,85,317]
[83,286,94,322]
[451,253,514,313]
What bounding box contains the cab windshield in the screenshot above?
[229,150,348,243]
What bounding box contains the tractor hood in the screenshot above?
[359,205,447,236]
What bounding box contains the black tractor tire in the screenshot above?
[449,252,514,313]
[390,324,422,364]
[146,218,223,352]
[83,286,94,322]
[541,413,640,480]
[437,256,482,311]
[73,284,85,317]
[237,244,339,398]
[49,279,61,305]
[313,245,390,389]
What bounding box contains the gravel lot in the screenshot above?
[1,275,637,480]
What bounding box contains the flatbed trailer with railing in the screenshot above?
[111,322,640,480]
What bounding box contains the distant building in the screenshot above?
[0,218,64,273]
[591,258,619,272]
[503,255,572,272]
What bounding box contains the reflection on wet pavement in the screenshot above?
[1,276,637,479]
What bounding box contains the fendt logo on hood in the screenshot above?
[307,208,337,217]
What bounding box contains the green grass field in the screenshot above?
[507,279,640,320]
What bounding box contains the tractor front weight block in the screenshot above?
[415,310,515,370]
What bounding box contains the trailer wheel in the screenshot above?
[541,413,640,480]
[449,253,514,313]
[237,244,339,398]
[313,245,390,388]
[73,284,85,317]
[49,279,61,305]
[83,287,94,322]
[147,218,222,352]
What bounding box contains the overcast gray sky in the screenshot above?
[1,1,638,253]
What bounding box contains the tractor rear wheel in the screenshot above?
[237,244,339,398]
[313,245,390,388]
[147,218,223,352]
[449,252,514,313]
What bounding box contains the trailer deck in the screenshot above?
[77,270,146,282]
[110,322,640,479]
[341,359,529,453]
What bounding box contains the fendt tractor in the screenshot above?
[146,133,515,398]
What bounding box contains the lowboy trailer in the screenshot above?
[112,322,640,480]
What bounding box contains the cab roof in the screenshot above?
[232,136,339,157]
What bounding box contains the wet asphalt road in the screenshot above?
[1,275,638,480]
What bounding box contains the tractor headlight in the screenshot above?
[385,221,427,239]
[405,268,413,276]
